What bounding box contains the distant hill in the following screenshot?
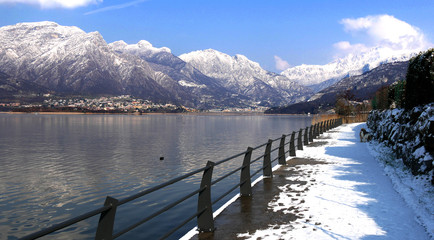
[266,61,409,114]
[0,71,50,102]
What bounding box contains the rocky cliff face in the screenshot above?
[367,104,434,184]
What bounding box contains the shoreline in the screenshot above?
[0,111,313,116]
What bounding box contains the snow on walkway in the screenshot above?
[238,123,430,240]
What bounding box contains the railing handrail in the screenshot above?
[19,118,342,240]
[118,165,211,205]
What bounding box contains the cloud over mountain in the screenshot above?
[274,55,290,71]
[335,14,431,57]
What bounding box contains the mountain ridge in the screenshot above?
[281,47,415,92]
[0,21,176,102]
[0,21,420,111]
[179,49,312,106]
[0,21,311,109]
[266,61,409,114]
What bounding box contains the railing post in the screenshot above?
[303,127,309,146]
[240,147,253,196]
[278,135,286,165]
[198,161,215,232]
[320,121,324,134]
[297,129,303,150]
[289,131,296,156]
[325,120,329,131]
[309,125,313,142]
[95,196,119,240]
[314,123,318,138]
[263,139,273,178]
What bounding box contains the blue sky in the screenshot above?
[0,0,433,72]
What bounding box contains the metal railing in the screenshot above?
[20,118,343,240]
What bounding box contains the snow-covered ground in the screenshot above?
[236,123,433,239]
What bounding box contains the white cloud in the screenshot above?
[333,41,369,57]
[274,55,290,71]
[0,0,101,8]
[335,14,431,56]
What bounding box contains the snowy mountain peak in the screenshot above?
[180,49,231,65]
[179,48,312,106]
[2,21,85,37]
[281,46,416,90]
[179,49,263,74]
[109,40,171,56]
[136,40,171,53]
[110,40,128,48]
[234,54,249,61]
[0,21,109,64]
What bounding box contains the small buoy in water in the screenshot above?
[160,157,164,160]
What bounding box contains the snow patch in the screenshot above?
[236,123,431,239]
[178,80,206,88]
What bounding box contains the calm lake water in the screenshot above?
[0,113,312,239]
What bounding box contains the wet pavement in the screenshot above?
[190,140,330,240]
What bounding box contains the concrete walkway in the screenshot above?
[189,123,429,240]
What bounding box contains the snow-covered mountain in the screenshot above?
[267,61,409,114]
[0,21,177,102]
[179,49,312,106]
[281,47,415,92]
[108,40,241,108]
[0,21,313,108]
[6,21,415,109]
[0,22,246,108]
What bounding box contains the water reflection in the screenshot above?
[0,113,311,239]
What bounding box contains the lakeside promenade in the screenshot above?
[186,123,430,240]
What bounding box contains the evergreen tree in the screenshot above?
[405,49,434,110]
[394,80,405,108]
[371,96,378,110]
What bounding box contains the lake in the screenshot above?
[0,113,312,239]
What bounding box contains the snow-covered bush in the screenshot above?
[367,103,434,184]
